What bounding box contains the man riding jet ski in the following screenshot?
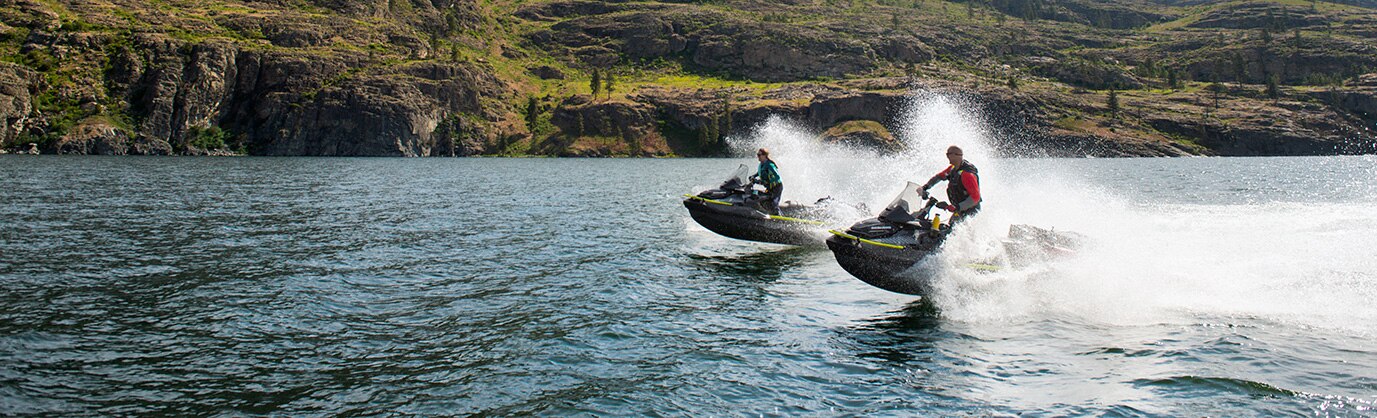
[919,145,980,222]
[825,145,979,286]
[827,182,1085,295]
[684,164,844,246]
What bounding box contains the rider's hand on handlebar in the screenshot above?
[936,202,955,212]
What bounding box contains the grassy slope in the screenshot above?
[485,0,1375,155]
[3,0,1374,154]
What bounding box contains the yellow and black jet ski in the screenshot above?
[684,165,841,247]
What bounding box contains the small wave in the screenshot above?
[1135,375,1300,397]
[1134,376,1377,414]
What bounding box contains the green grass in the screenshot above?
[1148,0,1366,32]
[639,74,785,92]
[1053,115,1096,131]
[824,120,891,137]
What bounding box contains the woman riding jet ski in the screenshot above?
[683,165,842,246]
[827,182,1086,295]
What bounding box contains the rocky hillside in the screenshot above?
[1,0,1375,157]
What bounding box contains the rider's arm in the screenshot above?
[922,166,952,190]
[956,171,980,211]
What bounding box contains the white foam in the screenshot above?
[727,92,1377,335]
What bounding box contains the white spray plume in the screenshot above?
[725,92,1377,335]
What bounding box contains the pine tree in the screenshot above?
[721,105,733,146]
[1266,73,1281,102]
[1107,88,1120,115]
[590,70,602,98]
[604,71,616,99]
[1208,82,1225,109]
[1231,52,1247,83]
[525,96,540,130]
[1140,57,1156,78]
[1007,77,1019,90]
[1167,69,1179,89]
[706,115,719,145]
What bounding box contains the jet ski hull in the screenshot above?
[684,199,823,246]
[826,234,935,295]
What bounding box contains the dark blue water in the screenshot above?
[2,156,1375,416]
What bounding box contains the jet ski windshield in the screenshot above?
[878,182,925,224]
[719,164,752,190]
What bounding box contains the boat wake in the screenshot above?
[723,92,1377,334]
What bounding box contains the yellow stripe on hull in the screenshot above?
[682,194,733,206]
[828,230,906,250]
[767,215,825,225]
[686,195,826,225]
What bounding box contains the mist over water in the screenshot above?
[727,93,1377,335]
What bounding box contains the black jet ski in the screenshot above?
[826,182,950,295]
[827,182,1088,295]
[684,165,838,246]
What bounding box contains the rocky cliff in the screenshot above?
[1,0,1375,157]
[1,0,523,156]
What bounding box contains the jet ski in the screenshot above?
[1001,224,1085,268]
[683,165,839,246]
[827,182,1088,295]
[825,182,950,295]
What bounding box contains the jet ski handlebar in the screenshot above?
[916,197,938,217]
[879,196,938,224]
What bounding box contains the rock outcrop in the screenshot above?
[821,120,901,152]
[529,7,918,82]
[542,95,668,156]
[0,0,524,156]
[55,119,133,155]
[0,63,33,147]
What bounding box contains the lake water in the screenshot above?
[2,153,1375,416]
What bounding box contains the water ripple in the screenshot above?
[1,156,1375,415]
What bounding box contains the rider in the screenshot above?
[750,148,783,215]
[920,145,981,222]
